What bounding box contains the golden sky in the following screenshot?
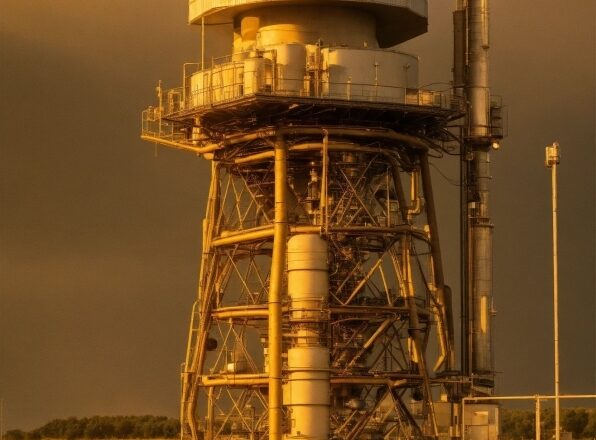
[0,0,594,431]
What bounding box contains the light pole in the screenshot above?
[545,142,561,440]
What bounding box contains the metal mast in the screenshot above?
[141,1,474,439]
[546,142,561,440]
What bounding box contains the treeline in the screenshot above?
[3,416,179,440]
[5,409,595,440]
[502,408,596,440]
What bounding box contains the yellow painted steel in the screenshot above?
[267,133,287,440]
[199,375,421,387]
[211,308,269,319]
[141,129,278,156]
[140,134,219,155]
[143,0,466,432]
[405,241,439,437]
[143,126,429,159]
[202,373,269,386]
[210,224,431,248]
[419,152,454,370]
[148,129,449,438]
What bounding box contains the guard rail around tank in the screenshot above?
[178,75,461,112]
[142,57,463,118]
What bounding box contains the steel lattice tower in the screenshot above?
[141,0,502,439]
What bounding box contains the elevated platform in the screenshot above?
[143,91,463,140]
[143,43,463,138]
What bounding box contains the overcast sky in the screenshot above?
[0,0,594,431]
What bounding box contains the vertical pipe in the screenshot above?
[201,16,205,69]
[553,159,560,440]
[321,130,329,232]
[465,0,494,388]
[453,8,467,95]
[467,0,490,138]
[461,399,466,440]
[157,80,163,137]
[268,132,287,440]
[535,395,541,440]
[461,155,470,378]
[182,65,186,109]
[207,387,214,440]
[454,0,470,381]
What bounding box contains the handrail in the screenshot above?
[141,56,465,148]
[144,77,461,120]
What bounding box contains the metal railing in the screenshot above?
[461,394,596,440]
[141,104,187,143]
[158,70,460,112]
[142,58,464,139]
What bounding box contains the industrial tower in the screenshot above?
[141,0,503,439]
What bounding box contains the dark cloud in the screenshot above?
[1,0,594,431]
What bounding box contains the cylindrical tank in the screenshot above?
[238,6,378,49]
[286,234,330,440]
[287,234,328,322]
[270,43,306,94]
[243,56,272,95]
[190,71,209,107]
[286,347,330,440]
[323,48,419,101]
